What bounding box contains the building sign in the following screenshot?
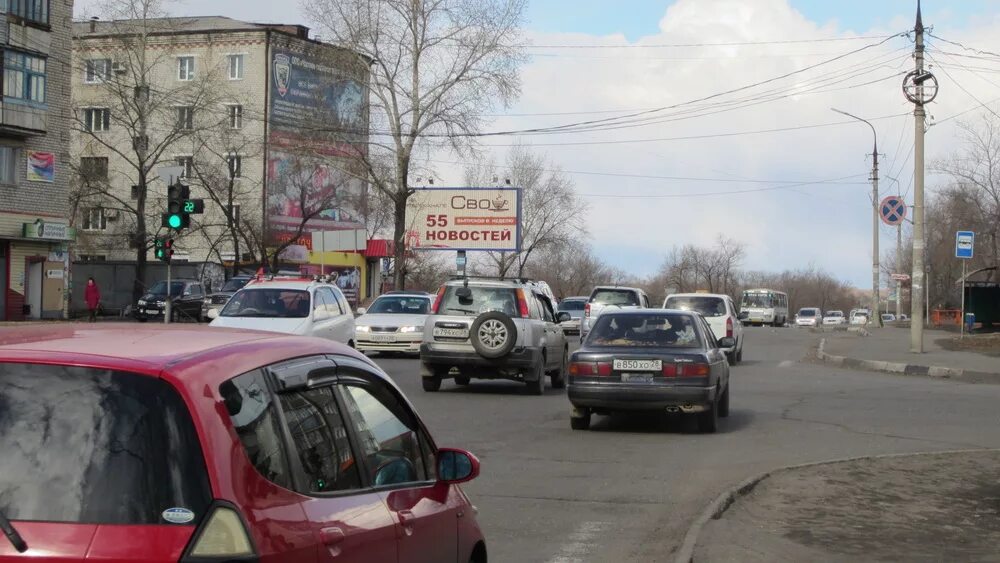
[406,187,522,251]
[22,220,76,241]
[266,47,367,248]
[26,151,54,183]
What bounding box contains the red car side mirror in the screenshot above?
[437,448,480,484]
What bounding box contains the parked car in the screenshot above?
[567,310,732,433]
[823,310,848,325]
[355,292,434,355]
[795,307,822,328]
[0,325,487,562]
[420,277,571,394]
[201,275,252,321]
[557,296,588,335]
[663,292,744,364]
[850,309,871,326]
[210,276,356,346]
[134,279,205,322]
[881,313,897,323]
[581,286,651,338]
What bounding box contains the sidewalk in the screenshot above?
[693,450,1000,562]
[817,326,1000,382]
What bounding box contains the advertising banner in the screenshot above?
[406,187,522,251]
[27,151,54,183]
[267,47,367,248]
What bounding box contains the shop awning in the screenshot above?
[365,239,395,258]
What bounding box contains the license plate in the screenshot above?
[621,373,655,383]
[613,359,662,371]
[370,334,396,343]
[145,309,158,315]
[433,327,468,338]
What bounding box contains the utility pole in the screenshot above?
[897,224,903,316]
[903,0,938,352]
[832,108,881,328]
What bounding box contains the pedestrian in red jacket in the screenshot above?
[84,277,101,322]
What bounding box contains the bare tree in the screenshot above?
[465,145,587,278]
[302,0,527,289]
[524,239,615,299]
[72,0,229,301]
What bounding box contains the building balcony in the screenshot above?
[0,100,47,135]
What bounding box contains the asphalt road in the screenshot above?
[370,327,1000,563]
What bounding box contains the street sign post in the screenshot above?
[956,230,975,337]
[880,195,907,226]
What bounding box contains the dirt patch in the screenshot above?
[937,334,1000,358]
[711,451,1000,562]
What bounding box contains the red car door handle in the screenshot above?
[320,527,346,545]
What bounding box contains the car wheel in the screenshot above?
[697,398,718,433]
[421,364,446,392]
[718,385,730,418]
[470,311,518,359]
[454,374,471,386]
[136,317,147,323]
[171,308,180,323]
[550,348,568,389]
[736,346,743,362]
[570,412,591,430]
[526,357,545,395]
[726,351,737,365]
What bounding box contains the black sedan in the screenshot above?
[567,310,732,433]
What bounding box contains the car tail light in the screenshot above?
[726,317,734,338]
[661,363,678,377]
[569,362,612,376]
[584,303,591,317]
[431,286,446,314]
[515,289,530,318]
[184,506,255,559]
[679,363,711,377]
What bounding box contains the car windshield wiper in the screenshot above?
[445,308,476,314]
[0,510,27,553]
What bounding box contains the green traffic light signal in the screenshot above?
[167,213,183,229]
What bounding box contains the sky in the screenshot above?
[73,1,1000,287]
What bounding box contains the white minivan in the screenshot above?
[663,292,744,365]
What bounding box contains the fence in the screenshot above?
[70,261,225,317]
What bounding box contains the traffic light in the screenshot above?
[161,182,204,230]
[154,237,174,262]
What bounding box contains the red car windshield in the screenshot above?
[0,363,212,525]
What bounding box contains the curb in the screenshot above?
[673,448,1000,563]
[815,338,1000,381]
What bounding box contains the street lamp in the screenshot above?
[832,107,882,328]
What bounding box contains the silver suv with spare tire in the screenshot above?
[420,277,571,395]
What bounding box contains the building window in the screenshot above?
[227,54,244,80]
[177,56,195,81]
[84,58,111,83]
[227,154,242,178]
[83,108,110,132]
[227,104,243,129]
[80,157,109,182]
[4,51,46,104]
[175,156,193,178]
[0,146,18,184]
[229,204,241,223]
[7,0,49,26]
[83,207,107,231]
[176,106,193,130]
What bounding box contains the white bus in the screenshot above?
[740,288,789,327]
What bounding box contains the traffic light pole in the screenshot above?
[165,260,172,324]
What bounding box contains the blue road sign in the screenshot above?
[956,231,975,259]
[880,195,907,226]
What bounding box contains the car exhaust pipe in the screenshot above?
[679,404,704,413]
[665,406,680,413]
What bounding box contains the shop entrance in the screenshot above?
[0,242,7,320]
[27,260,42,319]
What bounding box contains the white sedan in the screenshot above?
[355,292,433,355]
[823,310,848,325]
[209,278,356,346]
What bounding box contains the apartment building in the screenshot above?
[0,0,75,320]
[71,16,372,305]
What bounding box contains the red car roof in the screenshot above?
[0,324,354,382]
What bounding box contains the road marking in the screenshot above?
[547,521,609,563]
[778,360,796,368]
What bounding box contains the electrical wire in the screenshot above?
[524,34,902,49]
[576,173,869,199]
[926,52,1000,121]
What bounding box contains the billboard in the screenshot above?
[267,46,367,248]
[406,187,522,251]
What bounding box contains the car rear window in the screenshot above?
[798,309,817,317]
[0,363,212,524]
[368,296,430,315]
[222,288,311,318]
[587,313,702,348]
[665,296,727,317]
[590,289,639,306]
[559,300,586,311]
[437,286,521,317]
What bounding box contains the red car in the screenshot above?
[0,325,487,563]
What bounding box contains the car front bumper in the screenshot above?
[357,333,423,353]
[568,383,718,411]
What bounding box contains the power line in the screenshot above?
[576,173,868,199]
[525,34,901,49]
[926,53,1000,121]
[927,33,1000,61]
